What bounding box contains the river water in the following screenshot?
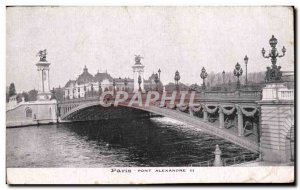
[7,117,253,167]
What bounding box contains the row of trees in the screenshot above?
[6,82,67,103]
[206,71,265,87]
[6,83,39,103]
[164,71,266,92]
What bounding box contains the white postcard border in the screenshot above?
[7,167,294,184]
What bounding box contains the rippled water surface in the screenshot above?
[7,117,252,167]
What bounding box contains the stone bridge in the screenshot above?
[58,90,263,153]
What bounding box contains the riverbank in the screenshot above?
[6,120,57,128]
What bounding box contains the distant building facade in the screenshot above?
[64,66,134,99]
[63,63,163,99]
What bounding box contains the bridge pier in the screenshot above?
[258,83,294,163]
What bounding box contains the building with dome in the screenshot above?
[64,65,134,99]
[64,59,163,99]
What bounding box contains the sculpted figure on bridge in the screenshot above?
[36,49,47,62]
[134,55,143,65]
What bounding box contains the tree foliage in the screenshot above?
[22,92,29,101]
[28,89,38,101]
[8,83,16,97]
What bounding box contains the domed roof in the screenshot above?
[94,70,114,82]
[76,65,94,85]
[64,80,76,88]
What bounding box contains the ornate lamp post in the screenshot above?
[174,70,180,91]
[138,75,142,92]
[154,73,159,91]
[84,85,86,98]
[158,69,161,80]
[261,35,286,82]
[233,62,243,89]
[124,78,128,92]
[244,55,249,85]
[200,67,208,90]
[113,79,116,94]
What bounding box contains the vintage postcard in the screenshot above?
[6,6,294,184]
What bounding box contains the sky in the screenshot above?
[6,6,294,92]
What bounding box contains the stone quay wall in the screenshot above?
[6,100,58,127]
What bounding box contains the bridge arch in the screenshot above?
[60,102,259,153]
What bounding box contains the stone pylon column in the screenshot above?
[236,105,244,136]
[36,54,51,101]
[213,145,223,166]
[218,105,224,128]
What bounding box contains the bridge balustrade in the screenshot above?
[202,90,262,100]
[61,89,263,103]
[278,89,294,100]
